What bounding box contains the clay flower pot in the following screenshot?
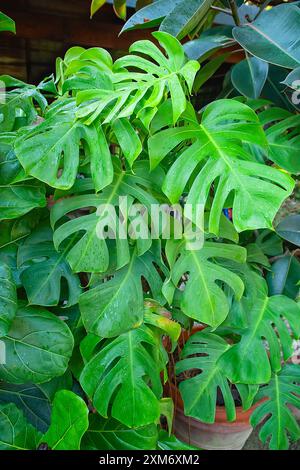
[164,325,260,450]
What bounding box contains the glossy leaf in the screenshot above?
[276,215,300,247]
[184,26,233,61]
[233,4,300,69]
[219,280,300,384]
[0,304,74,384]
[0,382,51,432]
[80,324,165,427]
[231,56,269,99]
[149,99,294,234]
[0,181,46,220]
[250,364,300,450]
[163,238,246,328]
[0,403,41,450]
[14,100,113,192]
[42,390,89,450]
[82,415,158,450]
[121,0,181,32]
[79,247,166,338]
[267,255,300,299]
[18,224,81,307]
[0,263,17,337]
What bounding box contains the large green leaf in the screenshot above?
[0,181,46,220]
[163,238,246,328]
[79,246,166,338]
[0,75,47,132]
[250,364,300,450]
[82,415,158,450]
[0,263,17,337]
[42,390,89,450]
[77,32,199,126]
[80,324,165,427]
[0,12,16,33]
[176,330,235,423]
[219,279,300,384]
[51,160,165,273]
[149,99,294,234]
[267,255,300,300]
[18,224,81,307]
[0,132,24,184]
[0,382,51,432]
[0,304,74,384]
[276,215,300,247]
[258,106,300,173]
[14,100,113,192]
[233,4,300,69]
[159,0,214,40]
[231,56,269,99]
[0,402,41,450]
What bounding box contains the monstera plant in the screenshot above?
[0,6,300,451]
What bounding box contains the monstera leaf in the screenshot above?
[14,99,113,192]
[0,382,51,432]
[233,4,300,69]
[0,76,47,132]
[80,324,165,427]
[0,304,74,384]
[76,32,199,126]
[79,246,167,338]
[250,364,300,450]
[82,415,158,450]
[176,329,252,423]
[0,402,41,450]
[51,160,165,274]
[0,132,25,184]
[0,263,17,337]
[258,106,300,173]
[0,181,46,220]
[18,224,81,307]
[42,390,89,450]
[149,99,294,234]
[219,279,300,384]
[162,238,246,328]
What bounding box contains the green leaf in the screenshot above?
[233,4,300,69]
[219,280,300,384]
[276,215,300,247]
[18,224,81,307]
[0,382,51,432]
[0,181,46,220]
[267,255,300,299]
[194,53,229,92]
[112,118,142,166]
[113,0,127,20]
[176,330,235,423]
[14,100,113,192]
[184,26,233,61]
[250,364,300,450]
[0,76,47,132]
[0,12,16,33]
[231,56,269,99]
[0,402,41,450]
[0,263,17,337]
[42,390,89,450]
[90,0,106,17]
[163,238,246,328]
[121,0,181,32]
[82,415,158,450]
[0,132,25,184]
[77,32,199,125]
[262,65,295,111]
[159,0,214,40]
[0,304,74,384]
[258,106,300,173]
[79,247,166,338]
[149,99,294,234]
[51,160,165,274]
[80,324,165,427]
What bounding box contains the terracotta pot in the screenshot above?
[164,325,259,450]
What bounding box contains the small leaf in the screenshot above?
[90,0,106,18]
[42,390,89,450]
[0,12,16,33]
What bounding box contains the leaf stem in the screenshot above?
[228,0,240,26]
[211,6,232,16]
